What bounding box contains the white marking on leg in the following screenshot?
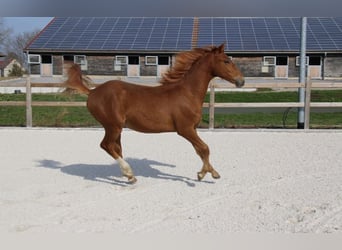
[117,157,133,177]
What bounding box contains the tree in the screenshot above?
[0,18,39,69]
[8,63,24,77]
[4,30,39,70]
[0,17,12,53]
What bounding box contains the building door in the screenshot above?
[308,56,322,79]
[41,55,52,77]
[127,56,140,77]
[63,55,74,76]
[157,55,170,77]
[275,56,288,79]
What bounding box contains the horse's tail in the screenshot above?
[64,63,91,95]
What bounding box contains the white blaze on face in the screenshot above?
[117,157,133,177]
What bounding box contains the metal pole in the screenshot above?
[209,80,215,130]
[298,17,307,129]
[25,51,32,127]
[26,75,32,127]
[304,77,312,130]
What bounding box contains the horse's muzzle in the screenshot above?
[235,78,245,88]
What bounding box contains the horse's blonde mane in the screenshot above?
[160,46,215,85]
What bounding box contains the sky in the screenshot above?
[3,17,53,35]
[1,0,341,35]
[1,0,342,16]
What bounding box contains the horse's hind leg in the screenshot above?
[100,127,137,183]
[178,128,220,181]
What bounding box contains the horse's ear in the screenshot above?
[218,43,226,53]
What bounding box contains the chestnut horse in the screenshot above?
[65,44,244,184]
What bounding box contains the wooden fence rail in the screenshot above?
[1,77,342,129]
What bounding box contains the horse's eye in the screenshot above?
[224,60,231,64]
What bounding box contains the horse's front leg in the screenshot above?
[178,128,220,181]
[100,127,137,184]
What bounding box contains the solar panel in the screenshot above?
[198,18,310,52]
[177,18,193,50]
[197,18,213,46]
[27,17,342,53]
[252,18,273,50]
[266,18,291,50]
[211,18,227,49]
[225,19,242,51]
[307,17,341,51]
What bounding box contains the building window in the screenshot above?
[145,56,157,65]
[276,56,288,66]
[296,56,309,66]
[28,54,41,64]
[74,55,87,70]
[63,55,74,62]
[41,55,52,64]
[263,56,276,66]
[128,56,139,65]
[115,56,128,65]
[158,56,170,65]
[309,56,321,65]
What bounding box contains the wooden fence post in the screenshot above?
[304,77,312,130]
[209,80,215,130]
[26,76,32,127]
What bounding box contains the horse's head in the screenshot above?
[211,43,245,88]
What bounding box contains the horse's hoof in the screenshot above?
[211,171,221,179]
[197,172,205,181]
[128,176,137,184]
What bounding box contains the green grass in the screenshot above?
[200,112,342,129]
[32,106,99,127]
[0,106,26,126]
[0,90,341,128]
[0,106,99,127]
[0,93,98,127]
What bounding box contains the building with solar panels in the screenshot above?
[24,17,342,80]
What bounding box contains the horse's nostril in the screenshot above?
[236,78,245,88]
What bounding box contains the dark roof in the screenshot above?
[0,58,14,69]
[25,17,342,53]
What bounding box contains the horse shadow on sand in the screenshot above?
[36,158,214,187]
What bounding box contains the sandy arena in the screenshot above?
[0,128,341,233]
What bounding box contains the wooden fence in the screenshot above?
[1,77,342,129]
[205,79,342,129]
